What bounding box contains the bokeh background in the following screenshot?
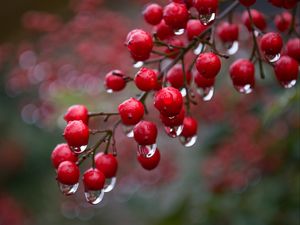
[0,0,299,225]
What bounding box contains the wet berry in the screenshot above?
[95,153,118,178]
[196,52,221,79]
[51,143,77,168]
[64,105,88,125]
[133,120,158,145]
[57,161,80,185]
[63,120,89,148]
[83,168,105,190]
[137,148,160,170]
[163,2,189,30]
[143,3,163,25]
[134,67,158,91]
[105,70,126,92]
[118,98,144,125]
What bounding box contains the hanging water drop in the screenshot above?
[58,182,79,195]
[164,125,183,138]
[137,144,157,158]
[174,28,185,35]
[280,80,297,88]
[103,177,117,193]
[199,12,216,25]
[197,87,214,101]
[265,53,281,63]
[106,89,113,94]
[234,84,253,94]
[180,87,187,97]
[71,145,87,154]
[193,43,204,55]
[226,41,239,55]
[84,189,105,205]
[133,61,144,68]
[122,125,134,138]
[179,135,197,147]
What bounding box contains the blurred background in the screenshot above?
[0,0,299,225]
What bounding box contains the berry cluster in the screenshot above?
[51,0,299,204]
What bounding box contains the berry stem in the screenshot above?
[288,3,300,37]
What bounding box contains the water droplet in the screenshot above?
[123,125,134,138]
[84,189,104,205]
[174,28,185,35]
[180,135,197,147]
[180,87,187,97]
[199,12,216,25]
[197,87,214,101]
[103,177,117,193]
[106,89,113,93]
[164,125,183,138]
[280,80,297,88]
[254,30,260,37]
[58,182,79,195]
[226,41,239,55]
[137,144,157,158]
[265,53,280,63]
[71,145,88,154]
[234,84,253,94]
[193,43,204,55]
[133,61,144,68]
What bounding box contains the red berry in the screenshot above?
[196,52,221,79]
[229,59,255,87]
[64,105,88,125]
[181,117,198,138]
[172,0,193,8]
[285,38,300,62]
[118,98,144,125]
[57,161,80,185]
[194,72,215,88]
[163,2,189,30]
[143,3,163,25]
[154,87,183,117]
[283,0,298,9]
[274,12,292,32]
[268,0,284,7]
[186,19,208,41]
[164,38,184,59]
[134,67,158,91]
[137,148,160,170]
[126,29,153,61]
[51,143,77,168]
[216,22,239,43]
[242,9,266,31]
[260,32,283,56]
[160,107,185,127]
[239,0,256,7]
[153,19,174,40]
[193,0,218,14]
[166,64,191,88]
[274,56,299,86]
[133,120,158,145]
[95,153,118,178]
[63,120,89,148]
[105,70,126,92]
[83,168,105,190]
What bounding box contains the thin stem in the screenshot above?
[181,58,191,115]
[288,4,298,35]
[88,112,119,117]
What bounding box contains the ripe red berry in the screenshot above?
[95,153,118,178]
[186,19,208,41]
[229,59,255,89]
[193,0,218,15]
[133,120,158,145]
[239,0,256,7]
[181,117,198,138]
[137,148,161,170]
[105,70,126,92]
[164,38,184,59]
[57,161,80,185]
[160,107,185,127]
[166,64,191,88]
[126,29,153,61]
[118,98,144,125]
[64,105,88,125]
[194,72,215,88]
[285,38,300,62]
[274,56,299,87]
[154,87,183,117]
[153,19,174,40]
[51,143,77,168]
[134,67,158,91]
[63,120,89,148]
[196,52,221,79]
[143,3,163,25]
[163,2,189,30]
[216,22,239,43]
[242,9,266,31]
[83,168,105,190]
[274,12,292,32]
[260,32,283,56]
[282,0,298,9]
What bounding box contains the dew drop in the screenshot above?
[71,145,88,154]
[197,87,214,101]
[133,61,144,68]
[199,12,216,25]
[234,84,253,94]
[103,177,117,193]
[164,125,183,138]
[84,189,104,205]
[58,182,79,195]
[280,80,297,88]
[106,89,113,93]
[193,43,204,55]
[180,87,187,97]
[122,125,134,138]
[137,144,157,158]
[265,53,281,63]
[179,135,197,147]
[174,28,185,35]
[254,30,260,37]
[226,41,239,55]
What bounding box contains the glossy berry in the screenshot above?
[269,0,298,9]
[163,2,189,30]
[274,12,292,32]
[143,3,163,25]
[181,117,198,138]
[126,29,153,61]
[166,64,191,88]
[160,107,185,127]
[194,72,215,88]
[105,70,126,92]
[186,19,208,41]
[165,38,184,59]
[260,32,283,56]
[154,87,183,117]
[242,9,266,31]
[95,153,118,178]
[239,0,256,7]
[274,56,299,86]
[57,161,80,185]
[63,120,89,148]
[229,59,255,88]
[133,120,158,145]
[64,105,88,125]
[83,168,105,190]
[193,0,218,14]
[118,98,144,125]
[216,22,239,43]
[285,38,300,62]
[134,67,158,91]
[137,148,160,170]
[196,52,221,79]
[51,143,77,168]
[154,19,174,40]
